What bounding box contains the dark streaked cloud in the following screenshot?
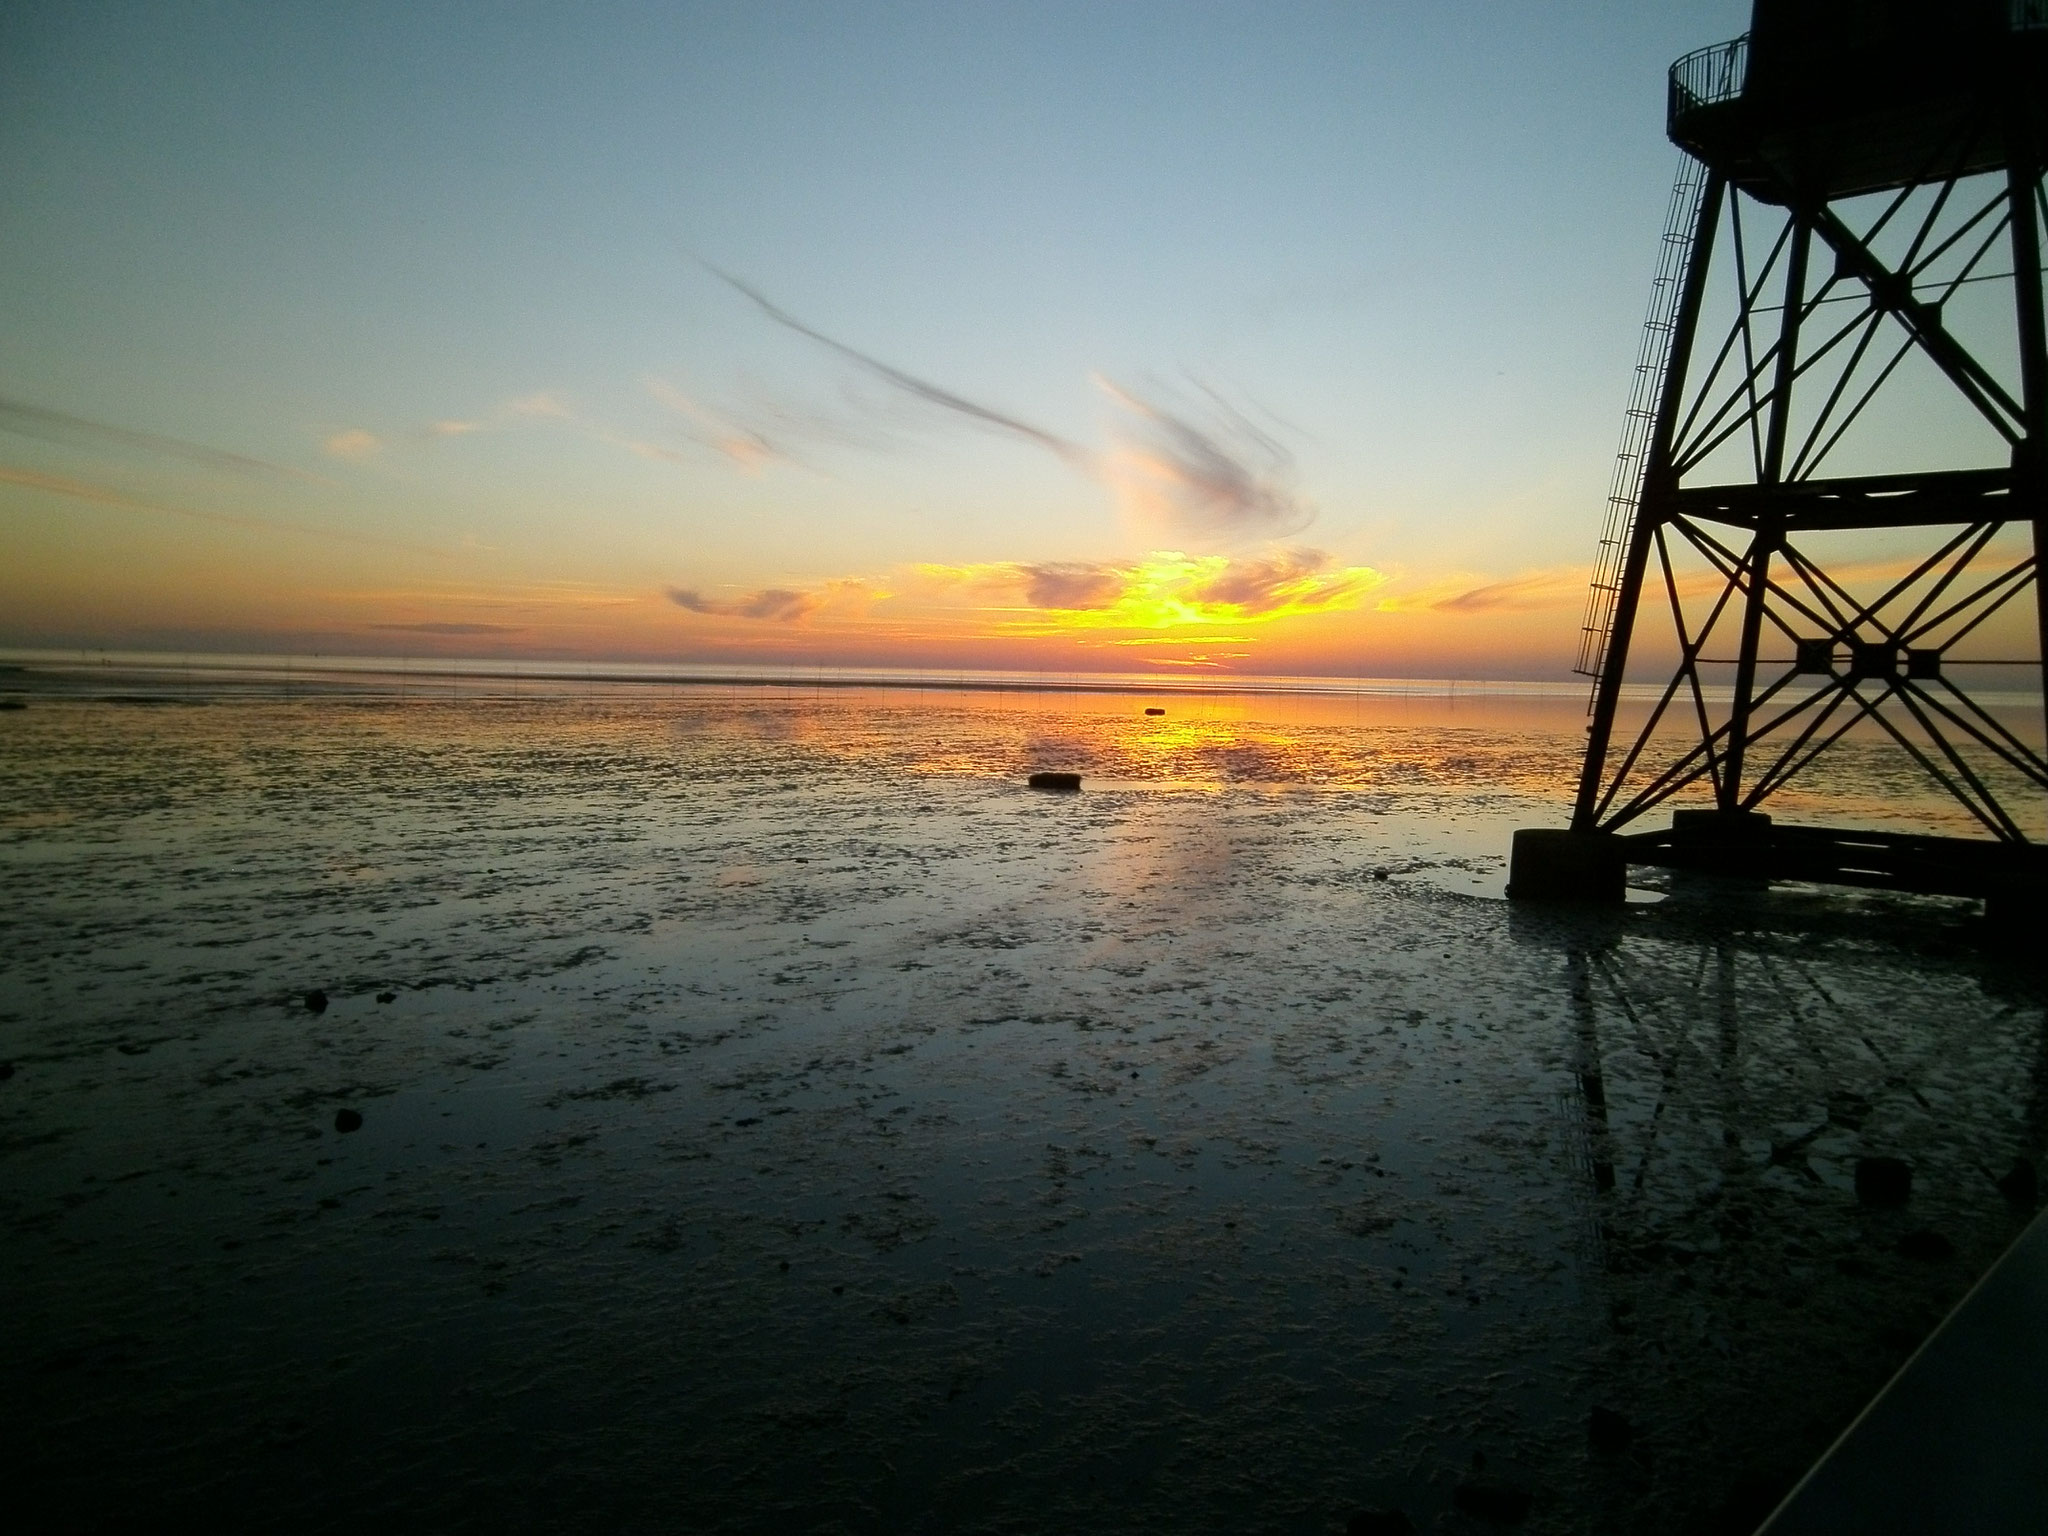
[1017,562,1125,610]
[0,395,304,480]
[666,585,817,622]
[707,266,1093,469]
[1183,546,1333,615]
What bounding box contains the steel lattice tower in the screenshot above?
[1512,0,2048,916]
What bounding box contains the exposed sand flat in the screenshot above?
[0,681,2041,1534]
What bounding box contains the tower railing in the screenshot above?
[1667,35,1748,121]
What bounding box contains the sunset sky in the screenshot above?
[0,1,1760,678]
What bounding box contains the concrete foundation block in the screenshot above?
[1507,829,1626,904]
[1983,880,2048,948]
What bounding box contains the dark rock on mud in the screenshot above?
[1587,1405,1634,1454]
[1997,1156,2038,1208]
[333,1109,362,1133]
[1855,1155,1912,1207]
[1895,1228,1954,1261]
[303,989,329,1015]
[1346,1509,1415,1536]
[1452,1481,1532,1524]
[1027,771,1081,791]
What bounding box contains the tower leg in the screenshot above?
[1573,173,1728,837]
[2010,164,2048,806]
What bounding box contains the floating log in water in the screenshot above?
[1028,772,1081,791]
[1144,707,1165,716]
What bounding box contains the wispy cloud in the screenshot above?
[1379,567,1590,614]
[0,395,305,480]
[705,268,1314,546]
[418,384,804,476]
[324,428,381,460]
[1431,569,1581,612]
[509,392,573,420]
[1097,379,1313,542]
[0,464,443,554]
[644,376,786,469]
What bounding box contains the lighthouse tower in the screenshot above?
[1513,0,2048,916]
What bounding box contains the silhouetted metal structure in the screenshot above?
[1516,0,2048,913]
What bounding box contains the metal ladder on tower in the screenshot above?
[1572,153,1709,686]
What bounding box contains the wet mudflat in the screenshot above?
[1,682,2043,1534]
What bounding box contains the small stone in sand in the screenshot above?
[303,989,329,1015]
[333,1109,362,1133]
[1855,1155,1912,1207]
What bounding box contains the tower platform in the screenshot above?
[1510,815,2048,921]
[1669,3,2048,205]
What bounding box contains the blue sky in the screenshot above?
[0,1,1757,671]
